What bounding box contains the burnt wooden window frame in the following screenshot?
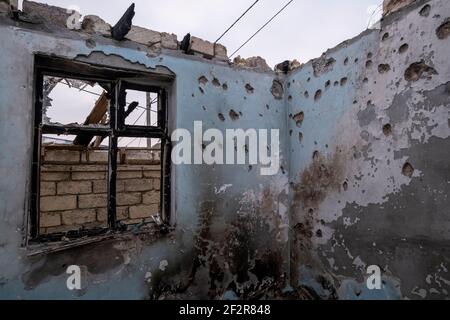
[29,56,172,243]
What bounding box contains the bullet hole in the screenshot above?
[293,112,305,128]
[202,106,206,111]
[382,32,389,41]
[313,151,320,161]
[366,60,373,68]
[343,181,348,191]
[199,87,205,94]
[307,77,311,82]
[289,130,293,136]
[248,165,253,172]
[340,77,348,86]
[299,132,304,143]
[280,166,286,175]
[271,80,284,100]
[383,123,392,136]
[202,143,207,150]
[402,162,415,178]
[334,81,339,87]
[419,4,431,17]
[229,109,240,121]
[314,90,322,101]
[198,76,208,85]
[316,230,323,238]
[367,53,373,60]
[378,64,391,74]
[222,83,228,90]
[304,91,309,98]
[85,39,96,48]
[355,58,359,63]
[325,80,331,89]
[344,57,349,65]
[436,19,450,39]
[266,104,270,110]
[405,61,438,82]
[353,100,358,104]
[288,95,293,101]
[212,78,221,87]
[245,83,254,94]
[218,113,225,122]
[363,77,369,84]
[399,43,409,54]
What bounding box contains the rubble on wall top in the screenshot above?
[3,0,230,63]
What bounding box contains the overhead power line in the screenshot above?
[214,0,260,44]
[229,0,295,58]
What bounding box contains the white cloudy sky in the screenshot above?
[25,0,383,67]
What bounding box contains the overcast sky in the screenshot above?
[27,0,383,67]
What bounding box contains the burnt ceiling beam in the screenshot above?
[111,3,136,41]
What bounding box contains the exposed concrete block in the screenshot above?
[214,43,229,61]
[97,207,128,222]
[125,149,154,165]
[78,194,107,209]
[82,15,111,37]
[153,179,161,191]
[143,191,160,205]
[22,0,79,29]
[61,209,96,225]
[41,172,71,182]
[40,212,61,228]
[143,170,161,178]
[93,180,125,194]
[117,170,142,180]
[117,193,141,206]
[40,195,77,212]
[161,32,178,50]
[124,179,153,192]
[129,204,159,219]
[233,56,272,72]
[126,25,161,46]
[72,171,106,181]
[86,150,109,164]
[383,0,416,16]
[40,182,56,196]
[190,36,214,57]
[0,0,17,12]
[44,149,80,164]
[57,181,92,195]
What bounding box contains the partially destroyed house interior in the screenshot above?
[0,0,450,300]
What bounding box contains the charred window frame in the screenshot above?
[29,56,172,243]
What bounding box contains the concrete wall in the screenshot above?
[0,9,289,299]
[286,0,450,300]
[0,0,449,300]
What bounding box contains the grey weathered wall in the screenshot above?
[286,0,450,299]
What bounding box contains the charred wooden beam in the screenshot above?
[73,91,109,146]
[111,3,135,41]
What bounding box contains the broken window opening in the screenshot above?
[30,56,171,244]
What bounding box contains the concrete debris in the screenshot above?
[233,56,272,73]
[82,15,111,37]
[190,36,215,58]
[161,32,178,50]
[275,59,302,74]
[22,0,76,28]
[111,3,135,41]
[383,0,416,16]
[0,0,17,13]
